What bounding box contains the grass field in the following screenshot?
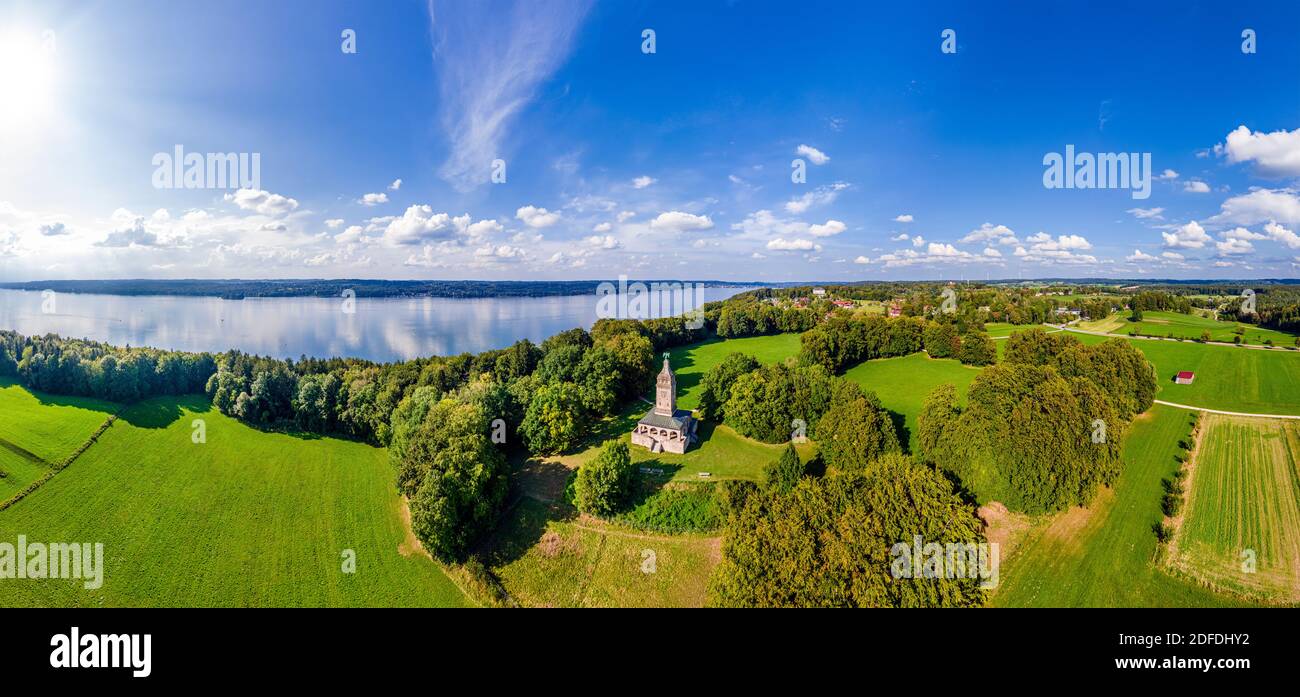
[983,322,1022,338]
[1169,414,1300,602]
[663,333,803,409]
[843,352,981,451]
[0,392,471,608]
[993,405,1242,607]
[1132,339,1300,415]
[1117,310,1297,345]
[486,497,719,607]
[995,328,1300,415]
[0,378,118,463]
[1076,314,1126,334]
[0,447,51,500]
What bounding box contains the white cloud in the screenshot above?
[911,235,926,247]
[1126,249,1157,262]
[784,182,848,214]
[1184,180,1210,193]
[926,242,966,257]
[1012,232,1098,265]
[1222,227,1266,242]
[982,247,1002,258]
[632,176,656,189]
[1215,125,1300,177]
[475,244,525,259]
[585,234,620,249]
[97,215,158,248]
[890,233,909,241]
[1210,188,1300,225]
[854,255,871,264]
[359,192,389,206]
[1264,221,1300,248]
[1162,221,1211,249]
[1162,252,1184,261]
[325,218,344,229]
[335,225,365,244]
[796,144,830,165]
[223,188,299,216]
[1216,237,1254,255]
[649,211,713,232]
[766,238,819,252]
[465,219,504,239]
[616,210,636,223]
[960,223,1019,246]
[430,0,593,190]
[807,219,846,237]
[1025,232,1091,251]
[515,205,560,228]
[893,214,913,223]
[1127,207,1164,220]
[381,205,457,245]
[592,222,612,233]
[389,179,402,191]
[1157,169,1179,180]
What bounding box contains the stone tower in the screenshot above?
[654,355,676,416]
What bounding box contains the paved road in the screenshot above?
[1152,399,1300,420]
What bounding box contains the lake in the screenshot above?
[0,287,754,362]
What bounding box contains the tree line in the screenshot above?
[799,314,996,373]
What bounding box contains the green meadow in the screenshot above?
[0,393,470,608]
[1119,310,1297,345]
[0,378,118,463]
[1133,339,1300,415]
[663,332,803,409]
[999,328,1300,415]
[843,352,981,451]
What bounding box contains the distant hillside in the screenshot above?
[0,278,759,299]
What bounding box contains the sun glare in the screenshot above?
[0,28,59,133]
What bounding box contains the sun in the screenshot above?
[0,28,59,133]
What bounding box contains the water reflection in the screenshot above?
[0,288,752,362]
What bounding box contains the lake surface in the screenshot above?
[0,287,753,362]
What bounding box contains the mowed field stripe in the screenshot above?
[1171,413,1300,602]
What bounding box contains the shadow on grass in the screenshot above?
[1,377,119,416]
[484,497,579,568]
[886,409,911,453]
[118,397,189,429]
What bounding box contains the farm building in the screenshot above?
[1175,371,1195,385]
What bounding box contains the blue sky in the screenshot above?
[1,0,1299,281]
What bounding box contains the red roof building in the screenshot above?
[1175,371,1195,385]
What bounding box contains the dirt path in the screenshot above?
[1153,400,1300,420]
